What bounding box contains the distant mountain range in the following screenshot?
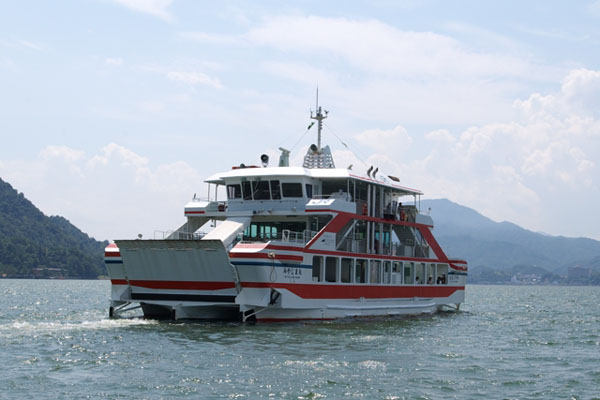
[423,198,600,283]
[0,178,107,278]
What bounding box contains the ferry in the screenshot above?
[105,102,467,322]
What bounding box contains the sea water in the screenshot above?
[1,280,599,399]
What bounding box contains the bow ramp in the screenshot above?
[110,217,251,320]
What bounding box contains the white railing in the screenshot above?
[153,230,206,240]
[280,229,318,244]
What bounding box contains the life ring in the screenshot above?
[362,203,368,215]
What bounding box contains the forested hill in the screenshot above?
[0,178,107,278]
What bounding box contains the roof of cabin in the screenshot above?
[205,166,423,196]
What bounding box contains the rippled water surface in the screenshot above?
[1,280,599,399]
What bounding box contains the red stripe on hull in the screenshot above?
[111,279,128,285]
[229,252,303,262]
[128,280,236,290]
[105,252,121,257]
[242,282,464,299]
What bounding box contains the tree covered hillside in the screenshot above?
[0,178,107,278]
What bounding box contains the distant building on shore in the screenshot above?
[568,266,592,279]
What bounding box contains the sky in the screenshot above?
[1,0,599,241]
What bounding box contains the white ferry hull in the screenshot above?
[236,282,465,322]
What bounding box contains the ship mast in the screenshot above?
[310,88,328,151]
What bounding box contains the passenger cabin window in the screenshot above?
[416,262,426,284]
[404,262,414,284]
[242,221,305,241]
[312,256,323,282]
[242,181,252,200]
[270,180,281,200]
[325,257,337,282]
[227,184,242,199]
[370,260,381,284]
[282,182,303,198]
[427,263,435,285]
[341,258,353,283]
[392,262,403,284]
[252,181,270,200]
[437,264,448,285]
[383,261,391,284]
[355,259,367,283]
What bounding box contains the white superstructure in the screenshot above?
[105,103,467,322]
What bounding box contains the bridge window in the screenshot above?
[282,182,303,198]
[305,184,313,199]
[322,180,347,197]
[227,184,242,199]
[270,180,281,199]
[242,181,252,200]
[252,181,271,200]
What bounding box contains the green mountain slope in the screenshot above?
[0,178,107,278]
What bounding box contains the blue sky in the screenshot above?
[1,0,599,241]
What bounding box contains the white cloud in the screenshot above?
[347,68,600,238]
[0,143,208,241]
[110,0,174,22]
[179,32,242,46]
[425,129,456,144]
[166,71,223,89]
[105,57,123,66]
[182,16,559,126]
[16,39,45,51]
[589,0,600,17]
[41,145,85,162]
[199,15,541,80]
[354,125,412,155]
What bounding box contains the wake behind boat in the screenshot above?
[105,101,467,322]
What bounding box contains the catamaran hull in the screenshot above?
[236,284,465,322]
